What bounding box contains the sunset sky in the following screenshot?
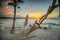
[0,0,59,18]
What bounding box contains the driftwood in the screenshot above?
[26,0,59,35]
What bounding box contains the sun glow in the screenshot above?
[28,11,44,18]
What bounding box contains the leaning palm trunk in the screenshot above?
[38,0,59,25]
[11,5,16,33]
[26,0,59,35]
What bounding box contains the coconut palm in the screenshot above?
[58,0,60,17]
[8,0,24,33]
[24,14,28,31]
[26,0,60,35]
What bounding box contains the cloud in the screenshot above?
[0,8,3,13]
[4,6,13,16]
[17,8,23,12]
[17,4,32,12]
[24,5,32,10]
[0,0,13,17]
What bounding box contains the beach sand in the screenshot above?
[1,27,60,40]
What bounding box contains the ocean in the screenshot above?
[0,18,60,28]
[0,18,60,40]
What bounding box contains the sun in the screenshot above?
[34,15,40,18]
[29,11,44,18]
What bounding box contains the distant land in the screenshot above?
[0,17,25,19]
[0,17,36,19]
[0,17,60,19]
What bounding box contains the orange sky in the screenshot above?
[1,6,58,18]
[0,3,58,18]
[28,11,44,18]
[21,10,59,18]
[0,0,59,18]
[4,6,13,16]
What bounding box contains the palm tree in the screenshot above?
[0,23,2,40]
[8,0,24,33]
[58,0,60,17]
[24,14,28,31]
[26,0,60,35]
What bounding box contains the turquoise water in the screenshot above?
[0,18,60,27]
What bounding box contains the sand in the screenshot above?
[0,27,60,40]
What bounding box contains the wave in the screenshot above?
[42,23,60,26]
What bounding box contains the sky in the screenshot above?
[0,0,59,18]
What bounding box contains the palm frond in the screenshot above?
[18,0,24,3]
[8,3,14,6]
[52,0,56,6]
